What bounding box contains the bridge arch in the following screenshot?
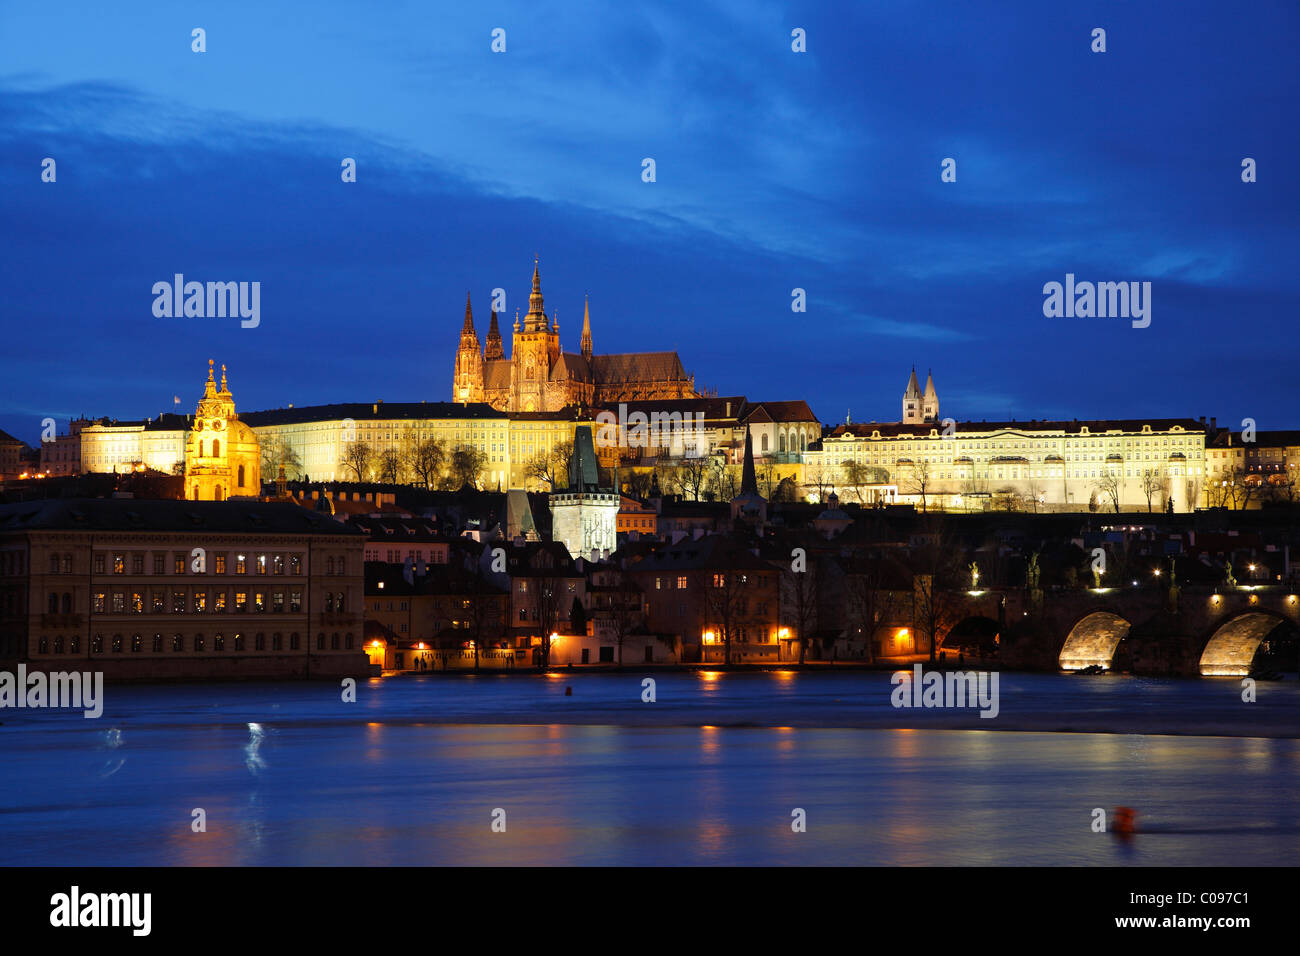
[1058,611,1132,671]
[1198,611,1293,677]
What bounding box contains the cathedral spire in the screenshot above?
[219,363,230,395]
[485,308,504,360]
[580,295,593,360]
[527,256,546,328]
[462,291,475,334]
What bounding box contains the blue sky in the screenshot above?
[1,0,1297,444]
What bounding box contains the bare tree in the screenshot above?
[260,436,302,480]
[1140,468,1163,513]
[524,439,573,490]
[669,456,710,501]
[408,436,446,489]
[911,517,964,662]
[449,444,489,490]
[342,440,373,482]
[844,555,901,664]
[907,459,933,512]
[781,559,821,663]
[607,570,643,667]
[1094,471,1121,513]
[377,447,403,484]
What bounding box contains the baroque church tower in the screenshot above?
[185,360,261,501]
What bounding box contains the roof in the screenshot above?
[590,351,689,385]
[629,534,776,573]
[599,395,747,421]
[741,400,818,425]
[483,359,512,390]
[242,401,507,427]
[0,498,362,535]
[0,429,28,446]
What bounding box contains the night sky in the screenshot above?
[2,1,1296,445]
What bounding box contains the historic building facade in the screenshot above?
[807,371,1208,512]
[0,498,366,678]
[453,259,698,413]
[549,426,620,560]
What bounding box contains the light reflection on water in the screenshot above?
[1,672,1299,865]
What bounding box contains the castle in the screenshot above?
[453,258,698,413]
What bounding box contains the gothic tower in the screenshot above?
[511,258,560,413]
[484,308,504,361]
[549,425,619,560]
[580,295,593,361]
[453,293,484,403]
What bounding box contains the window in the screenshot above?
[236,555,247,574]
[234,634,245,652]
[257,555,267,575]
[69,636,80,654]
[112,592,126,613]
[331,633,340,650]
[272,633,282,651]
[327,557,334,575]
[273,592,284,613]
[254,592,266,613]
[193,591,207,613]
[94,554,105,574]
[677,576,687,589]
[48,592,58,614]
[93,592,106,613]
[49,555,60,574]
[290,633,300,650]
[132,634,142,653]
[235,592,247,613]
[290,555,301,575]
[317,633,325,650]
[345,633,353,650]
[132,554,144,574]
[336,592,345,612]
[92,635,104,654]
[273,555,284,575]
[54,637,64,654]
[152,634,162,652]
[194,635,205,652]
[112,634,123,653]
[215,554,227,574]
[215,591,227,613]
[214,634,225,652]
[113,554,124,574]
[131,592,143,614]
[154,554,165,574]
[172,591,186,613]
[255,633,265,651]
[290,591,302,613]
[174,555,186,574]
[62,593,72,613]
[39,636,48,654]
[325,593,335,613]
[172,633,184,652]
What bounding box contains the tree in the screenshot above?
[260,436,302,480]
[910,517,964,662]
[692,549,753,666]
[1094,471,1121,513]
[844,555,900,665]
[623,470,653,499]
[1140,468,1163,513]
[606,570,642,667]
[840,460,888,506]
[907,459,933,512]
[525,439,573,491]
[377,447,403,484]
[569,596,588,637]
[464,566,504,671]
[342,440,373,481]
[407,436,446,489]
[803,462,834,503]
[781,557,821,663]
[708,459,740,502]
[449,444,489,489]
[758,461,780,499]
[669,455,710,501]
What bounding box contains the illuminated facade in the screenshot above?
[185,361,261,501]
[453,259,698,412]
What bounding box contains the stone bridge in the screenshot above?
[914,585,1300,678]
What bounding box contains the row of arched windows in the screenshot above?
[41,632,358,654]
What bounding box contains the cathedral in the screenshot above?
[453,259,698,412]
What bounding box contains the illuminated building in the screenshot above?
[185,361,261,500]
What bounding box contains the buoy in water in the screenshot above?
[1113,806,1137,837]
[565,686,572,696]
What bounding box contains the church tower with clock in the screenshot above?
[185,360,262,500]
